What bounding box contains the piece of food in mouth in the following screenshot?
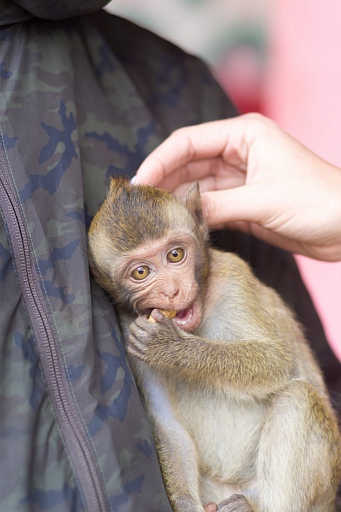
[148,309,177,322]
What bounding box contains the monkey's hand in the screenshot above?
[128,310,184,365]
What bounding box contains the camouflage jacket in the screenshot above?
[0,2,339,512]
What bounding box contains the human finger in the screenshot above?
[135,118,249,185]
[200,185,270,228]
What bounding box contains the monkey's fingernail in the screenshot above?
[150,309,165,322]
[130,175,138,185]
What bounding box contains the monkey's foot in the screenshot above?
[204,502,218,512]
[217,494,254,512]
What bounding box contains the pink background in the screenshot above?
[265,1,341,360]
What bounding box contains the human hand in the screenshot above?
[135,114,341,261]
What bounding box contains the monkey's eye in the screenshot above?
[167,248,185,263]
[131,265,150,280]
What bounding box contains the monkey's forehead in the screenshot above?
[109,200,196,248]
[124,228,197,253]
[111,227,197,258]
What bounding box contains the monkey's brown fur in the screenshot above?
[88,176,341,512]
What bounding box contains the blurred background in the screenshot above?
[106,0,341,360]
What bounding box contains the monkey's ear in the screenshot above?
[185,183,208,239]
[108,176,128,195]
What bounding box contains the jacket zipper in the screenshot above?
[0,137,110,511]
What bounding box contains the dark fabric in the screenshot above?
[0,3,339,511]
[0,7,236,511]
[0,0,109,25]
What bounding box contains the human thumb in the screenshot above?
[201,185,266,229]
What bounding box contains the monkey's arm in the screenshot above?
[128,315,294,399]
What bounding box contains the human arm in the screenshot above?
[135,113,341,261]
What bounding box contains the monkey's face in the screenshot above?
[88,177,210,332]
[116,233,204,333]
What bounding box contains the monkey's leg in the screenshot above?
[153,418,205,512]
[136,366,205,512]
[256,380,341,512]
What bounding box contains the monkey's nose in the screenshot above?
[162,285,180,300]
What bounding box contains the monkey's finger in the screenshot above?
[127,330,144,345]
[131,316,151,332]
[129,326,148,342]
[127,345,148,361]
[127,335,149,355]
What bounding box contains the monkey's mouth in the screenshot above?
[147,307,193,327]
[146,300,201,332]
[174,307,193,328]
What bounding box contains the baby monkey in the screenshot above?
[88,176,341,512]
